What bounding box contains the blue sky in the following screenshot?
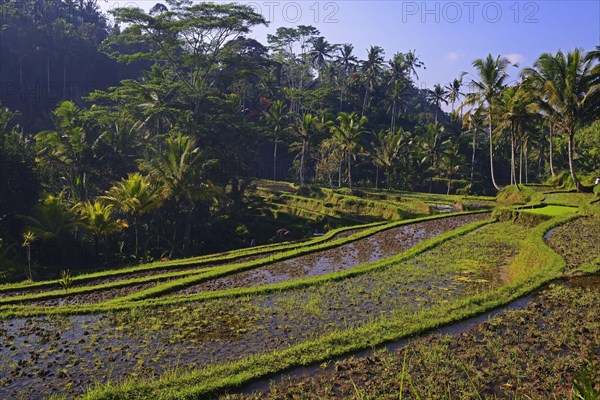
[99,0,600,98]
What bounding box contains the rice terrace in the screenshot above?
[0,0,599,399]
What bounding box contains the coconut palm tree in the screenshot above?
[102,173,163,258]
[494,85,534,187]
[387,53,410,134]
[288,114,318,186]
[427,84,449,123]
[308,36,337,74]
[21,194,78,243]
[139,133,208,256]
[361,46,385,117]
[462,54,513,191]
[522,49,599,191]
[440,143,464,195]
[72,200,128,261]
[262,99,287,181]
[329,112,368,190]
[371,128,406,189]
[446,74,466,114]
[35,101,97,201]
[462,107,485,187]
[338,43,358,74]
[402,50,425,81]
[417,122,451,193]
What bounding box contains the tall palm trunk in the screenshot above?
[470,129,477,186]
[390,100,397,134]
[347,152,353,190]
[183,205,194,254]
[488,108,500,191]
[524,141,529,184]
[375,165,379,189]
[133,216,139,259]
[510,129,516,186]
[361,86,369,117]
[519,143,523,185]
[567,130,580,192]
[549,124,556,177]
[299,140,307,186]
[273,138,278,181]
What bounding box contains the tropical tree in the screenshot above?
[446,74,465,114]
[21,195,78,243]
[417,122,451,193]
[361,46,385,117]
[495,85,535,186]
[440,143,464,195]
[21,231,36,281]
[522,49,599,191]
[139,133,210,256]
[288,114,318,186]
[262,100,287,181]
[72,200,128,260]
[462,54,513,191]
[329,112,368,190]
[102,173,163,258]
[35,101,98,201]
[308,36,337,74]
[334,43,359,112]
[107,2,267,115]
[462,107,485,187]
[387,53,411,134]
[427,83,449,123]
[371,128,406,189]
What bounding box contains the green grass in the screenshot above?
[519,205,579,216]
[0,213,489,319]
[78,216,568,400]
[0,220,388,294]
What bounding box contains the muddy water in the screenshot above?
[0,225,373,301]
[174,213,488,295]
[234,276,600,398]
[0,214,493,400]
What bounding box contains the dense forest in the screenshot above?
[1,0,599,279]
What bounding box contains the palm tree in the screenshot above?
[417,122,451,193]
[427,84,449,123]
[445,74,465,114]
[387,53,410,134]
[35,101,97,201]
[400,50,425,81]
[73,200,128,261]
[495,85,534,187]
[371,128,406,189]
[336,43,359,112]
[329,112,368,190]
[522,49,599,191]
[102,173,163,258]
[21,194,78,243]
[440,144,464,195]
[361,46,385,117]
[21,231,36,281]
[462,54,513,191]
[462,107,485,187]
[288,114,318,186]
[139,133,207,256]
[338,43,358,73]
[262,100,287,181]
[309,36,337,74]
